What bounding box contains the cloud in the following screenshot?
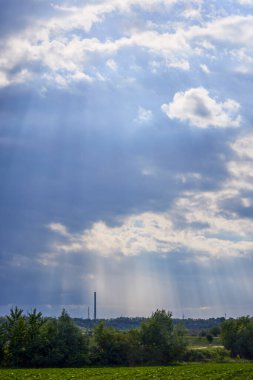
[200,64,210,73]
[161,87,241,128]
[191,15,253,46]
[237,0,253,4]
[106,59,118,71]
[50,0,181,33]
[48,199,253,260]
[1,0,253,318]
[231,133,253,160]
[181,5,202,19]
[0,69,31,89]
[227,133,253,195]
[1,1,253,90]
[2,4,253,89]
[229,48,253,74]
[48,223,69,237]
[135,107,153,124]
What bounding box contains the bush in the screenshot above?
[184,347,230,362]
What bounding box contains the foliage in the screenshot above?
[209,325,221,337]
[90,322,130,365]
[1,363,253,379]
[206,334,214,344]
[139,310,187,364]
[74,316,225,334]
[221,316,253,359]
[184,347,230,362]
[89,309,187,366]
[0,308,89,368]
[186,333,222,348]
[2,307,253,368]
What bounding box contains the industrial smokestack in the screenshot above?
[94,291,97,320]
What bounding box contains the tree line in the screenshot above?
[0,308,186,368]
[0,307,253,368]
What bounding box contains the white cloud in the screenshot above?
[46,132,253,262]
[49,0,181,35]
[0,69,31,88]
[228,133,253,192]
[135,107,153,124]
[48,201,253,260]
[238,0,253,4]
[168,59,190,71]
[181,6,202,19]
[0,71,10,88]
[161,87,241,128]
[1,3,253,88]
[48,223,69,236]
[230,48,253,74]
[200,64,210,73]
[106,59,118,71]
[231,133,253,160]
[190,15,253,46]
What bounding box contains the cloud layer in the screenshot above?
[1,0,253,318]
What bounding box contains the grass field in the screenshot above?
[1,363,253,380]
[186,335,222,348]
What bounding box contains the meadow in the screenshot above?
[1,363,253,380]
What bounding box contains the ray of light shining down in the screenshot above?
[1,0,253,319]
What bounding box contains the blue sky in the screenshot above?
[1,0,253,318]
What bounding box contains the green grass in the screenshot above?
[1,363,253,380]
[186,335,222,348]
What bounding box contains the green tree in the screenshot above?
[0,319,5,366]
[41,309,89,367]
[25,309,46,366]
[221,316,253,359]
[209,325,221,337]
[1,307,89,368]
[3,307,27,367]
[139,310,187,364]
[91,322,130,365]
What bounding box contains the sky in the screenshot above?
[1,0,253,319]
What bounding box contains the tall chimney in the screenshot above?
[94,291,97,321]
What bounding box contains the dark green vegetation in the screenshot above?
[0,307,88,368]
[1,363,253,379]
[1,307,253,369]
[0,309,187,368]
[74,316,224,333]
[221,316,253,359]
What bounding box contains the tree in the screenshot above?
[3,307,27,367]
[41,309,89,367]
[1,307,89,368]
[139,310,187,364]
[25,309,46,367]
[0,319,5,366]
[91,322,130,365]
[221,316,253,359]
[209,325,221,337]
[206,334,213,344]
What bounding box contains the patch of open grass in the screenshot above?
[186,335,222,348]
